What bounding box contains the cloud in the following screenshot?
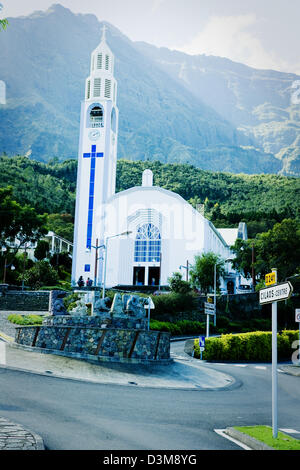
[151,0,166,14]
[179,14,300,73]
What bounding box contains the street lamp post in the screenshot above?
[179,260,189,282]
[102,230,132,299]
[86,240,105,287]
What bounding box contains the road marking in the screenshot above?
[280,428,300,434]
[234,364,247,367]
[255,366,267,370]
[214,429,252,450]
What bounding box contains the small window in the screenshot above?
[86,80,91,99]
[93,78,101,97]
[89,105,104,128]
[104,79,111,98]
[84,264,90,272]
[105,55,109,70]
[97,54,102,69]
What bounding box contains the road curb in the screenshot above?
[0,331,14,342]
[0,416,44,450]
[225,427,275,450]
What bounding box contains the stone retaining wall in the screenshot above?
[14,325,170,363]
[0,291,50,311]
[43,314,148,330]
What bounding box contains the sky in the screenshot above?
[1,0,300,74]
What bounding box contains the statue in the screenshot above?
[110,293,126,316]
[93,296,111,315]
[69,295,88,316]
[125,295,145,319]
[50,290,68,316]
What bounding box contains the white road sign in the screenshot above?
[204,302,215,310]
[296,309,300,323]
[259,281,293,305]
[205,309,216,316]
[144,298,155,309]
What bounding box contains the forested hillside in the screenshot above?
[1,155,299,241]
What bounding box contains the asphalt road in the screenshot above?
[0,341,299,450]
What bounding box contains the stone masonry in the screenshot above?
[0,417,44,450]
[14,292,171,364]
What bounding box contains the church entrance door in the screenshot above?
[148,267,160,286]
[133,267,145,286]
[227,281,234,294]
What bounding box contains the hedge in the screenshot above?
[150,319,206,336]
[194,330,299,362]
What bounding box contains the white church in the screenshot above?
[71,27,248,294]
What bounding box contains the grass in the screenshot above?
[234,425,300,450]
[7,314,44,326]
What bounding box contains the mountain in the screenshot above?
[136,42,300,176]
[0,3,292,174]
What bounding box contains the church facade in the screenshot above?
[71,28,248,293]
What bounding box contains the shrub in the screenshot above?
[150,319,206,336]
[194,330,299,362]
[151,292,197,316]
[168,272,192,294]
[63,292,80,312]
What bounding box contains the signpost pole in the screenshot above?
[271,268,278,439]
[272,299,278,439]
[259,270,294,440]
[206,314,209,338]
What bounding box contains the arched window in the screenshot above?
[86,104,104,128]
[134,223,161,263]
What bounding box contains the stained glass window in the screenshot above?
[134,224,161,263]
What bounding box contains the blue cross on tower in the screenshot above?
[83,145,104,249]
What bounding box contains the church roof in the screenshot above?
[216,228,238,247]
[107,185,230,248]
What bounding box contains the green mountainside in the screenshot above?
[0,4,286,175]
[1,155,299,241]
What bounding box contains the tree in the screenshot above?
[0,187,47,251]
[20,260,59,289]
[34,240,50,261]
[46,213,74,242]
[231,219,300,283]
[168,272,191,294]
[189,252,225,294]
[254,219,300,281]
[231,238,254,279]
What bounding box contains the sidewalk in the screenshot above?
[0,417,44,450]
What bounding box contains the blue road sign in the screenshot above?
[199,336,205,348]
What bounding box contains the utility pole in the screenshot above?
[252,242,255,292]
[94,238,99,287]
[214,263,217,327]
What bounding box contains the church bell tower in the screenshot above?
[72,26,119,286]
